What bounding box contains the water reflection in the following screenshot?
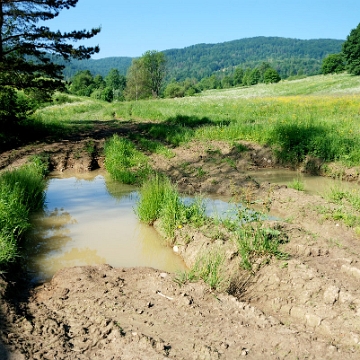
[26,170,186,282]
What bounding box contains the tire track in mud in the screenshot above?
[2,265,344,359]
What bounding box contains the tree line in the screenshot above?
[68,50,166,101]
[163,62,282,98]
[1,0,360,130]
[68,58,282,101]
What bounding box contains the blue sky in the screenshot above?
[47,0,360,59]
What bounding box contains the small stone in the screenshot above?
[342,265,360,279]
[241,348,249,356]
[323,286,340,305]
[305,313,322,327]
[160,273,167,278]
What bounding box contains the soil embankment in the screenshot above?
[1,123,360,359]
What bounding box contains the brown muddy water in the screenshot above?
[25,168,358,283]
[248,168,359,195]
[25,170,187,282]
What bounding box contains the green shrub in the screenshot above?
[0,87,36,127]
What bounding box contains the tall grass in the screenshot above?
[136,175,174,224]
[318,183,360,229]
[0,158,47,267]
[104,134,151,184]
[34,73,360,166]
[137,175,206,239]
[108,74,360,166]
[236,226,286,270]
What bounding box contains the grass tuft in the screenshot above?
[137,175,206,240]
[176,247,226,290]
[288,177,305,191]
[236,225,287,270]
[104,134,151,184]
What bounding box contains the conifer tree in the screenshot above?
[0,0,100,97]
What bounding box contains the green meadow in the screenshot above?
[36,73,360,166]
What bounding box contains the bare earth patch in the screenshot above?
[1,123,360,359]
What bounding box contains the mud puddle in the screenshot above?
[25,168,358,283]
[25,170,187,282]
[248,168,359,195]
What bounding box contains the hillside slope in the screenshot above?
[62,36,343,81]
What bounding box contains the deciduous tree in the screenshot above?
[125,58,149,100]
[69,70,95,96]
[342,23,360,75]
[141,50,167,97]
[263,68,281,83]
[322,53,345,74]
[125,51,166,100]
[233,67,244,86]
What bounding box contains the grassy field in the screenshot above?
[34,73,360,167]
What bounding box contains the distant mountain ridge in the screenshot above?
[62,36,344,81]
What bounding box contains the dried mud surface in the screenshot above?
[1,122,360,359]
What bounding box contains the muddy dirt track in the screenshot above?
[1,122,360,359]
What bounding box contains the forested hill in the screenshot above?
[61,56,133,80]
[164,37,344,80]
[62,36,344,80]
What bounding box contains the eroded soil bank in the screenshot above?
[1,122,360,359]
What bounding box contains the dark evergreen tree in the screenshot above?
[0,0,100,97]
[258,62,272,82]
[249,68,261,85]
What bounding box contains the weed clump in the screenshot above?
[176,247,227,290]
[236,225,287,270]
[288,177,305,191]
